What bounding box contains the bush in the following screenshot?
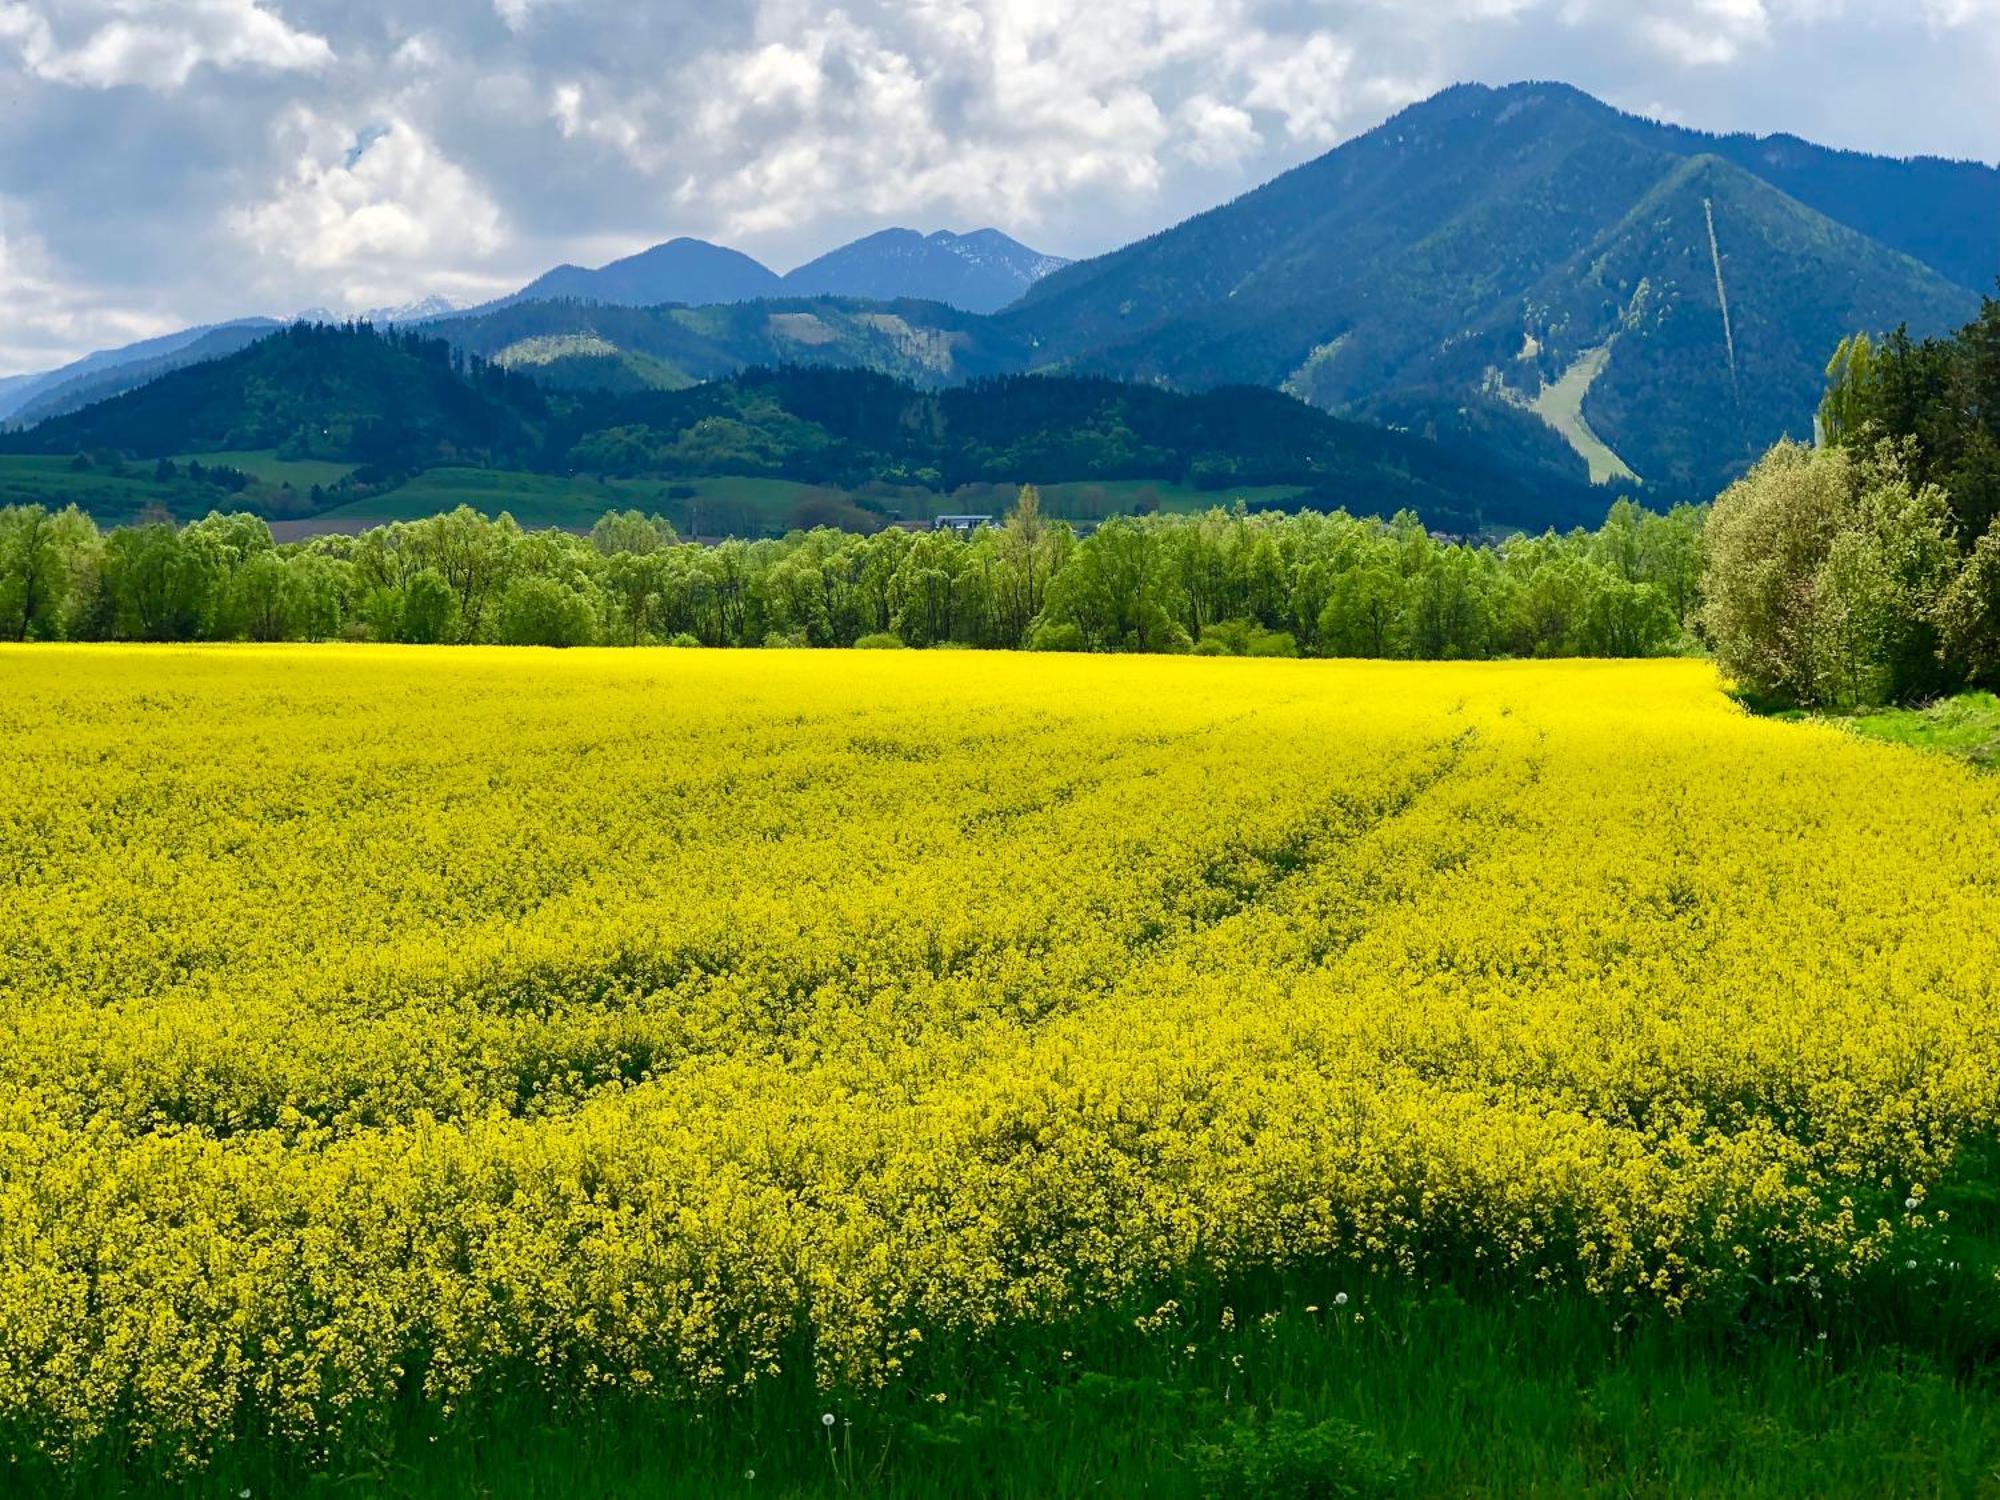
[1246,629,1298,658]
[666,633,700,648]
[400,569,458,645]
[1200,619,1298,658]
[855,632,907,650]
[1027,621,1088,653]
[494,575,598,648]
[1703,441,1955,707]
[1193,1409,1408,1500]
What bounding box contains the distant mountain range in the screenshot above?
[781,229,1070,312]
[0,319,279,426]
[292,294,463,326]
[6,81,1996,521]
[0,227,1067,427]
[495,227,1068,316]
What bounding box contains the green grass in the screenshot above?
[311,472,719,533]
[1063,479,1307,517]
[1526,342,1640,488]
[948,479,1307,520]
[172,451,358,489]
[21,1144,2000,1499]
[0,455,212,523]
[1849,692,2000,770]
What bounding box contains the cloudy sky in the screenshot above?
[1,0,1997,374]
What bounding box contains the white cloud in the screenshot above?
[230,109,507,310]
[0,202,180,373]
[1241,32,1360,144]
[0,0,330,90]
[1640,0,1772,66]
[3,0,1998,368]
[1178,93,1261,168]
[1920,0,2000,24]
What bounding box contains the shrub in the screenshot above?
[494,575,598,648]
[1193,1410,1408,1500]
[1027,621,1088,653]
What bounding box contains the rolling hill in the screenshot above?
[1,326,1605,534]
[10,81,1991,519]
[0,227,1070,421]
[504,238,783,308]
[6,324,547,471]
[441,295,1034,392]
[0,319,281,426]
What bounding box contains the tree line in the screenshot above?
[0,489,1703,658]
[1705,293,2000,706]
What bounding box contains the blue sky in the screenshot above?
[1,0,1997,373]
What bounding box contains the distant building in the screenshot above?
[931,514,993,536]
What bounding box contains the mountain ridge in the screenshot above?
[0,324,1605,534]
[1000,81,1984,495]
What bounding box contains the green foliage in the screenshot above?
[494,574,598,647]
[853,632,905,649]
[1198,619,1300,658]
[588,509,678,557]
[1192,1410,1409,1500]
[4,494,1705,660]
[1702,442,1956,707]
[399,570,459,645]
[98,521,227,641]
[0,503,98,641]
[1819,296,2000,543]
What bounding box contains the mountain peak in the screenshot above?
[1005,80,1983,498]
[775,227,1068,313]
[480,228,1067,316]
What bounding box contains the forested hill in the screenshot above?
[1002,81,1984,499]
[5,324,550,472]
[566,364,1604,528]
[3,325,1608,532]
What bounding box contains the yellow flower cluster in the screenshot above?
[2,645,1996,1461]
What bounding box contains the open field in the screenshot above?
[0,454,218,523]
[4,651,2000,1495]
[170,451,359,489]
[312,466,701,528]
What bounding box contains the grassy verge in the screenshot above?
[1849,692,2000,770]
[21,1144,2000,1500]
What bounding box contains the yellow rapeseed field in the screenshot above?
[2,645,1998,1461]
